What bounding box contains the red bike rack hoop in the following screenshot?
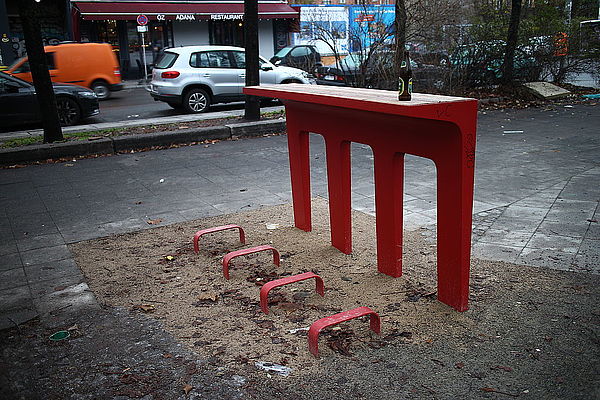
[260,272,324,314]
[308,306,380,358]
[193,224,246,254]
[222,245,280,280]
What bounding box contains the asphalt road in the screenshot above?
[88,85,250,124]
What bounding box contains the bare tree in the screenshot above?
[394,0,407,78]
[18,0,63,142]
[244,0,260,121]
[501,0,522,85]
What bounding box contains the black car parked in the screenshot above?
[270,45,322,74]
[0,72,99,131]
[315,51,446,92]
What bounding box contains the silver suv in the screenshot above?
[149,45,315,113]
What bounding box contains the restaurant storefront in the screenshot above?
[72,0,299,79]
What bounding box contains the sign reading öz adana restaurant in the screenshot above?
[155,13,243,21]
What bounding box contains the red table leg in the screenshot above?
[434,142,474,312]
[325,138,352,254]
[373,149,405,277]
[286,111,312,232]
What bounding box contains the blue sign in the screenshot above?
[348,6,395,52]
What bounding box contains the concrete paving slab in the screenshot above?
[32,282,100,317]
[573,239,600,273]
[536,220,590,238]
[477,228,535,247]
[527,232,582,251]
[471,242,523,263]
[585,221,600,240]
[28,274,87,298]
[20,244,72,267]
[0,242,18,257]
[516,247,577,270]
[523,82,571,99]
[0,308,38,331]
[0,268,27,290]
[23,259,83,283]
[0,285,34,312]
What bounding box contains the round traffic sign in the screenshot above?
[137,14,149,26]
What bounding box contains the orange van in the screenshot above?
[7,42,123,100]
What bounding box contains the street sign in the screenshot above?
[137,25,148,33]
[137,14,149,26]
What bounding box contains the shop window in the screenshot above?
[209,21,244,47]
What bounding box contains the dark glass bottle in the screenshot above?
[398,51,413,101]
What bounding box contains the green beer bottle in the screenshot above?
[398,51,413,101]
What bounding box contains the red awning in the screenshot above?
[73,1,299,21]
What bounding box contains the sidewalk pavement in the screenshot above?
[0,102,598,397]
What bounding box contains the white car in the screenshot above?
[149,45,315,113]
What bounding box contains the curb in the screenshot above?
[0,119,286,165]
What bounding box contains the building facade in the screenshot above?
[0,0,299,79]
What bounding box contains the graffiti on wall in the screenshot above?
[10,36,62,58]
[7,16,66,59]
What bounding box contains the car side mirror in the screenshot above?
[261,65,273,71]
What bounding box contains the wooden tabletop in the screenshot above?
[244,84,477,120]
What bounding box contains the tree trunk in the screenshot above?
[394,0,407,78]
[244,0,260,121]
[18,0,63,143]
[501,0,522,86]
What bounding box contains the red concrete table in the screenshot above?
[243,84,477,311]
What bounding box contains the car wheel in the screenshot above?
[183,88,210,113]
[56,96,81,126]
[91,80,111,100]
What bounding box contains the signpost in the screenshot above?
[137,15,148,81]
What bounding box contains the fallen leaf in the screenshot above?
[165,255,175,261]
[491,365,513,372]
[147,218,163,225]
[163,353,173,358]
[197,292,218,302]
[455,362,465,369]
[183,384,193,395]
[135,304,156,313]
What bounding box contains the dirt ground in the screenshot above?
[70,198,600,399]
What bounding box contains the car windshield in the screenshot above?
[273,47,292,59]
[154,51,178,69]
